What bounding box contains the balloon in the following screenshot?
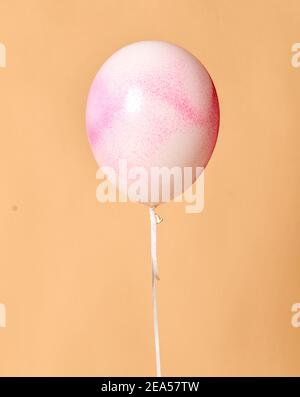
[86,41,219,206]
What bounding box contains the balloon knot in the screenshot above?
[155,213,163,224]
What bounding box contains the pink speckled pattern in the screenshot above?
[86,41,219,200]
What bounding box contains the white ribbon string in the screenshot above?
[149,207,161,377]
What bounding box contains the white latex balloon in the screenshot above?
[86,41,219,206]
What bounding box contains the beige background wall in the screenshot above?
[0,0,300,376]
